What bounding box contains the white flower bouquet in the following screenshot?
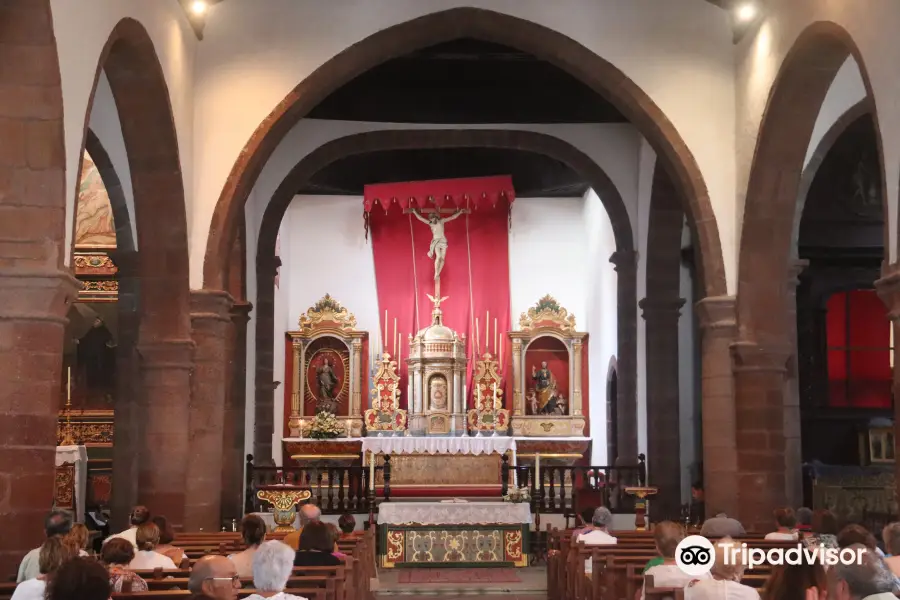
[308,411,345,439]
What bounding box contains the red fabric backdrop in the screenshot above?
[366,177,514,411]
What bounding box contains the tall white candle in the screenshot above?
[393,318,397,358]
[346,419,352,438]
[67,367,71,400]
[535,453,540,490]
[494,318,498,355]
[485,311,490,355]
[369,451,375,491]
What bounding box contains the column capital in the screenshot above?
[190,289,234,323]
[694,295,736,331]
[609,250,637,272]
[257,255,282,279]
[230,301,253,324]
[0,267,80,324]
[730,340,791,373]
[876,262,900,319]
[787,259,809,290]
[639,296,686,321]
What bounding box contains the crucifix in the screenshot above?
[410,208,469,282]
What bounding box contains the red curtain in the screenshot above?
[366,176,514,411]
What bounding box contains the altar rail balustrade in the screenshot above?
[245,454,645,519]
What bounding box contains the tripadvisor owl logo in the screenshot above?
[676,535,715,576]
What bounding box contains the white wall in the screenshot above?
[584,190,619,465]
[51,0,196,263]
[190,0,736,291]
[635,141,657,459]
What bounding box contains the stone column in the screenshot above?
[221,301,251,522]
[186,290,234,531]
[640,296,686,521]
[137,339,194,529]
[0,265,78,573]
[784,260,807,509]
[253,256,278,465]
[611,250,638,462]
[695,296,738,520]
[731,340,790,532]
[875,263,900,504]
[110,249,141,532]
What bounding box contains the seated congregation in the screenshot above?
[4,505,373,600]
[547,506,900,600]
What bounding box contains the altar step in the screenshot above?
[374,566,546,598]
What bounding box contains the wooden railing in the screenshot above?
[246,452,644,519]
[244,454,389,515]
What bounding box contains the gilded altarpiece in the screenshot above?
[510,296,587,437]
[287,296,367,438]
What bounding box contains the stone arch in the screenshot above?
[792,98,874,253]
[83,129,134,253]
[0,0,74,575]
[734,22,885,531]
[78,18,193,527]
[203,6,726,301]
[250,129,639,464]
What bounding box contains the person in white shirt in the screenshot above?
[578,506,618,545]
[685,536,758,600]
[12,537,77,600]
[104,505,151,549]
[764,508,799,541]
[245,541,309,600]
[828,544,897,600]
[228,514,267,578]
[578,506,617,574]
[128,523,177,570]
[16,509,75,583]
[643,521,711,599]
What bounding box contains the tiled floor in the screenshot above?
[375,566,547,598]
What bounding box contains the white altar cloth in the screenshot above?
[56,445,87,522]
[378,501,531,525]
[361,436,515,456]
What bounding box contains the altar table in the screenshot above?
[362,436,516,492]
[378,501,530,568]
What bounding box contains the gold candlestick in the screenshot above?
[60,367,76,446]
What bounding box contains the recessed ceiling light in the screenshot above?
[190,0,208,16]
[736,3,758,23]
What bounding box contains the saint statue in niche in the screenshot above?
[531,361,554,412]
[412,209,465,281]
[75,317,116,393]
[429,376,448,411]
[316,357,340,414]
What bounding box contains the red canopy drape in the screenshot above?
[365,176,514,412]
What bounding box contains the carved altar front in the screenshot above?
[287,295,367,437]
[510,296,587,437]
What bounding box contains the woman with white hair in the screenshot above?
[685,537,758,600]
[244,541,307,600]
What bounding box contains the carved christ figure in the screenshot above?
[412,209,464,280]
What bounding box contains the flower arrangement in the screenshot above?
[307,411,345,439]
[503,487,531,504]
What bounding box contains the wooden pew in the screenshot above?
[111,590,325,600]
